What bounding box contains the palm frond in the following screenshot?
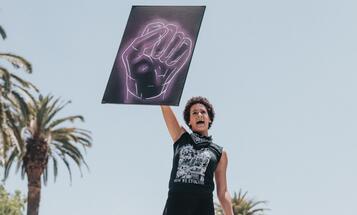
[43,164,48,186]
[215,190,269,215]
[20,163,26,179]
[0,128,12,166]
[0,67,11,94]
[0,53,32,73]
[10,73,39,92]
[0,25,6,39]
[54,140,87,171]
[52,156,58,182]
[13,84,38,109]
[59,155,73,183]
[35,95,51,133]
[4,149,19,180]
[4,109,26,154]
[48,115,83,130]
[15,156,24,174]
[8,90,30,123]
[43,97,62,126]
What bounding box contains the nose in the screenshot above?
[197,112,204,119]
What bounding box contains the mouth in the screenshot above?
[196,120,205,125]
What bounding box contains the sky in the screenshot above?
[1,0,357,215]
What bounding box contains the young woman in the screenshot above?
[161,96,233,215]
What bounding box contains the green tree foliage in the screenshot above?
[0,25,37,168]
[0,184,26,215]
[3,94,92,215]
[215,190,269,215]
[1,25,92,215]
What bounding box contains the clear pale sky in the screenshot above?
[1,0,357,215]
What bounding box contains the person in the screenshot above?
[161,96,234,215]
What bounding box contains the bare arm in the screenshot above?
[160,105,185,142]
[215,150,234,215]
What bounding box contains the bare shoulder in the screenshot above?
[215,150,229,179]
[221,149,228,160]
[217,149,228,168]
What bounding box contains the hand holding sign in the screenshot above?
[122,22,192,100]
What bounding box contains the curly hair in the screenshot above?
[183,96,215,129]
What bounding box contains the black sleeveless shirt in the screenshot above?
[168,132,223,194]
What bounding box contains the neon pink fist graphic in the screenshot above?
[102,6,205,105]
[122,22,193,100]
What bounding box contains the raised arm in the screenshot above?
[215,150,234,215]
[160,105,185,142]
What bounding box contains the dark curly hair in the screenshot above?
[183,96,215,129]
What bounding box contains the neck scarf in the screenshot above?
[190,132,213,145]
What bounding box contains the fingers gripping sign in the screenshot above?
[122,21,193,100]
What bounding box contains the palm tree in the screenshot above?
[215,190,269,215]
[3,94,92,215]
[1,26,37,168]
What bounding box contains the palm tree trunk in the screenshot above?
[27,168,42,215]
[24,138,48,215]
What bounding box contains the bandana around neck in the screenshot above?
[190,132,213,145]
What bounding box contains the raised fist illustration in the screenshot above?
[122,22,192,100]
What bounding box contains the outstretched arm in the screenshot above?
[160,105,185,142]
[215,150,234,215]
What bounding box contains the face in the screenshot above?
[189,103,211,135]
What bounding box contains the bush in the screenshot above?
[0,185,26,215]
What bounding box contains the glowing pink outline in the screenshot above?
[121,20,193,100]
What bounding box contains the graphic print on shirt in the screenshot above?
[174,145,211,185]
